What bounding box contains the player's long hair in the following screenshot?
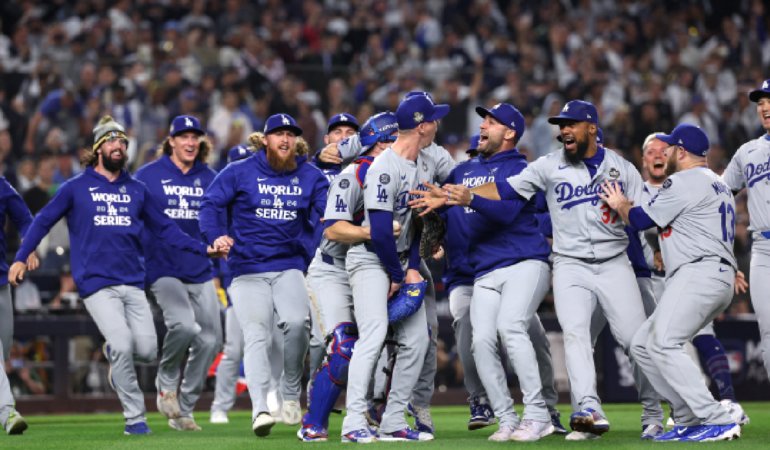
[160,134,211,163]
[246,131,310,161]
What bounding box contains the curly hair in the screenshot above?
[161,133,211,163]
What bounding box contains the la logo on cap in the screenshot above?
[414,112,424,123]
[678,139,683,144]
[281,115,290,125]
[764,80,769,89]
[339,115,348,122]
[185,117,193,127]
[562,104,569,112]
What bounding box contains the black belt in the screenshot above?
[363,242,409,260]
[691,256,732,266]
[572,252,624,265]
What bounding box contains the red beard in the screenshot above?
[266,147,297,172]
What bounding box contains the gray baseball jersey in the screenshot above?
[339,137,455,184]
[319,165,361,259]
[722,136,770,238]
[506,149,643,259]
[642,167,737,275]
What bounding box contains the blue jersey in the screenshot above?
[15,167,208,297]
[461,149,550,277]
[440,160,475,293]
[199,150,329,277]
[0,178,33,286]
[135,154,217,284]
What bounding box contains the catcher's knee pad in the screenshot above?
[326,322,358,385]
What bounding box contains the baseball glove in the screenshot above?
[412,207,446,260]
[387,280,428,324]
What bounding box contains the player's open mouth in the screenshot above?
[478,134,488,144]
[653,161,664,169]
[561,135,576,149]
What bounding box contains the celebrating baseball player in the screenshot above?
[599,123,742,442]
[0,177,35,435]
[413,100,661,440]
[199,113,329,437]
[134,115,223,431]
[9,115,223,435]
[300,111,398,442]
[722,79,770,383]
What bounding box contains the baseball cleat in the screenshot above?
[720,399,750,426]
[168,416,202,431]
[210,410,229,424]
[681,423,740,442]
[282,400,302,425]
[379,427,434,441]
[654,425,693,442]
[510,419,554,442]
[156,388,181,419]
[640,424,664,440]
[298,424,328,442]
[569,408,609,435]
[488,424,517,441]
[252,412,276,437]
[4,410,27,435]
[407,403,434,434]
[565,431,600,440]
[124,421,151,435]
[341,428,377,443]
[468,397,496,430]
[550,409,568,435]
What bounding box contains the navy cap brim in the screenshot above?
[429,104,450,122]
[475,106,494,121]
[328,121,360,133]
[267,125,303,136]
[654,132,675,145]
[548,114,579,125]
[171,128,204,137]
[749,89,770,102]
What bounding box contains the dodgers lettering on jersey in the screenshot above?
[643,167,737,276]
[722,136,770,234]
[506,148,643,260]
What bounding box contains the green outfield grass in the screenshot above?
[2,403,768,449]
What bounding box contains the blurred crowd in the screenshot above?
[1,0,766,321]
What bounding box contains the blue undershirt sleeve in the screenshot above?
[628,206,657,231]
[369,209,404,283]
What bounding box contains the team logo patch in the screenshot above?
[291,176,299,185]
[119,186,127,194]
[339,179,350,189]
[194,178,201,187]
[608,167,620,179]
[422,161,428,171]
[662,178,673,189]
[379,174,391,184]
[413,112,424,123]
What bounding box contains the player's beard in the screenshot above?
[478,134,502,158]
[101,150,126,172]
[664,149,678,177]
[564,134,590,164]
[266,147,297,172]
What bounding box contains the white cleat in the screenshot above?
[267,389,283,423]
[282,400,302,425]
[210,410,229,424]
[565,431,600,440]
[168,416,202,431]
[510,419,555,442]
[488,424,516,441]
[720,399,750,426]
[156,389,181,419]
[4,410,28,435]
[252,412,276,437]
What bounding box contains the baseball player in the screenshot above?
[210,145,286,425]
[722,79,770,385]
[0,178,35,435]
[134,115,223,431]
[199,114,329,437]
[299,111,398,442]
[306,113,361,381]
[641,133,747,428]
[429,103,555,441]
[341,93,452,442]
[9,115,222,435]
[413,100,661,440]
[599,123,741,442]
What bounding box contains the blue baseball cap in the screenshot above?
[228,144,251,163]
[395,94,449,130]
[468,134,480,153]
[405,90,435,102]
[548,100,599,125]
[656,123,710,156]
[169,115,205,136]
[475,103,526,138]
[749,79,770,102]
[263,113,303,136]
[327,113,359,133]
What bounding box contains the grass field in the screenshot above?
[2,403,768,449]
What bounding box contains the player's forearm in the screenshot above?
[471,182,501,200]
[324,220,370,244]
[369,210,404,282]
